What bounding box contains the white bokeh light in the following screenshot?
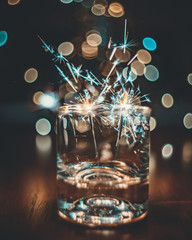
[162,144,173,159]
[39,93,58,109]
[150,117,157,131]
[161,93,174,108]
[35,118,51,136]
[36,135,52,152]
[183,113,192,129]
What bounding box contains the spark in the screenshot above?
[109,47,117,61]
[55,65,77,92]
[117,72,125,92]
[90,72,102,86]
[38,35,54,54]
[108,20,136,56]
[124,19,128,44]
[112,71,122,89]
[84,70,101,86]
[123,19,128,53]
[116,113,124,147]
[66,62,78,83]
[108,37,112,49]
[89,112,98,158]
[140,94,151,103]
[127,53,138,66]
[54,53,68,63]
[39,37,78,84]
[72,65,82,77]
[105,59,120,82]
[119,39,136,52]
[125,69,135,86]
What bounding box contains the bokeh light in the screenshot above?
[150,117,157,131]
[35,118,51,136]
[33,91,44,105]
[131,60,146,76]
[64,91,79,103]
[86,30,102,47]
[108,2,124,18]
[58,42,74,56]
[122,67,137,82]
[86,83,99,97]
[187,73,192,85]
[75,120,90,133]
[183,113,192,129]
[143,37,157,51]
[24,68,38,83]
[137,49,151,64]
[144,65,159,81]
[36,135,52,152]
[39,92,59,109]
[81,41,98,59]
[100,61,116,77]
[161,93,174,108]
[81,0,94,8]
[182,141,192,164]
[8,0,21,5]
[0,31,8,47]
[91,4,106,16]
[115,49,131,63]
[60,0,73,4]
[162,144,173,159]
[66,80,82,92]
[122,67,128,79]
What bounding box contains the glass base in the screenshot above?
[58,196,147,227]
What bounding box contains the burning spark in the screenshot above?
[55,65,77,92]
[105,59,120,82]
[66,62,78,83]
[109,47,117,61]
[38,36,54,54]
[72,65,82,77]
[127,53,138,66]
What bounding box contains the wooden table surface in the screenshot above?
[0,125,192,240]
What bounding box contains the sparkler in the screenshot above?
[89,111,98,158]
[55,65,78,93]
[108,19,136,61]
[40,19,151,148]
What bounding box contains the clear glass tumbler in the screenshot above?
[56,104,151,226]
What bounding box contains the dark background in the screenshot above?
[1,0,192,160]
[1,0,192,106]
[0,1,192,239]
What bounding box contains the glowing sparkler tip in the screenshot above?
[114,59,120,66]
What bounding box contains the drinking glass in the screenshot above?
[56,103,151,226]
